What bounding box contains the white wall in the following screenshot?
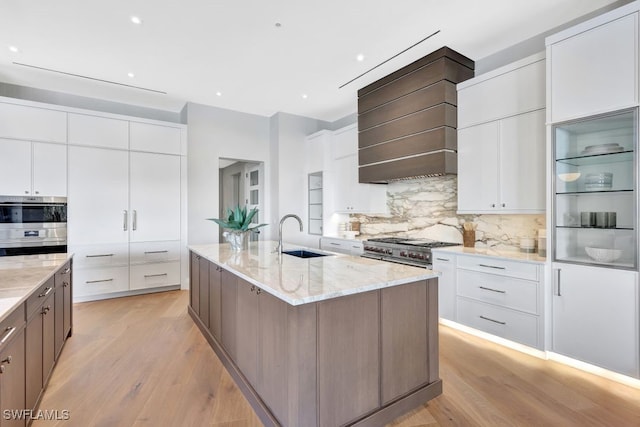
[186,102,270,245]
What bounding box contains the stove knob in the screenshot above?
[408,253,415,258]
[417,254,425,260]
[386,249,393,255]
[400,251,406,257]
[364,246,372,251]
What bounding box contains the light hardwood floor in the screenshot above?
[35,290,640,427]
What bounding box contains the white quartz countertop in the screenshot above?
[0,253,73,323]
[189,241,438,306]
[431,246,547,264]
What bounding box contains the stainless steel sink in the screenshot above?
[283,250,330,259]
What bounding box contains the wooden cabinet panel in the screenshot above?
[220,269,238,360]
[0,328,26,427]
[25,314,43,412]
[190,253,200,314]
[358,127,457,162]
[318,291,379,427]
[54,281,64,359]
[68,113,129,149]
[359,150,457,183]
[198,257,210,329]
[381,281,429,404]
[208,264,222,341]
[42,292,55,385]
[236,278,258,388]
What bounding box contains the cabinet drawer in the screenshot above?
[0,303,25,348]
[457,297,539,348]
[74,267,129,297]
[457,269,538,315]
[26,277,55,319]
[456,255,538,281]
[129,241,181,265]
[71,243,129,269]
[130,262,180,290]
[54,261,72,289]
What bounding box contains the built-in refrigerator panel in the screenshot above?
[552,108,638,270]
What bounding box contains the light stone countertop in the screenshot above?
[0,253,73,323]
[431,246,547,264]
[189,241,438,306]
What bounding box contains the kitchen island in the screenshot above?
[188,241,441,427]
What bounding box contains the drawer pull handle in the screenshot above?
[0,327,16,345]
[144,250,169,255]
[42,306,51,315]
[39,287,53,298]
[478,263,506,270]
[479,286,506,294]
[63,267,71,274]
[86,254,114,258]
[330,243,340,246]
[0,356,11,364]
[479,315,506,325]
[435,257,450,262]
[86,278,114,284]
[144,273,168,278]
[256,288,262,295]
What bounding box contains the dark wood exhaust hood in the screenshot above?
[357,47,474,183]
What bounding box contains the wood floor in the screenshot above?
[35,290,640,427]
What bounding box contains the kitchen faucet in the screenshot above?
[277,214,303,254]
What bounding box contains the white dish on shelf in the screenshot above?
[585,246,622,263]
[581,143,624,155]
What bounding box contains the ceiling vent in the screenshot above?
[357,47,474,183]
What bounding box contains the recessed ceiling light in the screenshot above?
[356,53,365,62]
[301,94,308,99]
[216,91,222,97]
[275,22,282,28]
[130,16,143,25]
[127,72,135,78]
[8,46,19,53]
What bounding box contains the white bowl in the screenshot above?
[585,246,622,263]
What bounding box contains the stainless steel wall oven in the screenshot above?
[0,196,67,256]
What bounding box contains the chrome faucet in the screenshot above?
[277,214,303,254]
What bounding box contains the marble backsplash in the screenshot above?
[350,175,546,251]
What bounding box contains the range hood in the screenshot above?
[357,47,474,183]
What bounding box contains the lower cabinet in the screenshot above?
[208,263,222,341]
[552,263,639,377]
[432,252,456,320]
[189,252,201,316]
[0,306,26,427]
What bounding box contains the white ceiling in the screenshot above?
[0,0,620,122]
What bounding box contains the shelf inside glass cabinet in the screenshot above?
[556,150,633,165]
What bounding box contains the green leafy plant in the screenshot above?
[207,205,267,231]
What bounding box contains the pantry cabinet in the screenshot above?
[546,7,638,122]
[0,139,67,197]
[551,263,638,377]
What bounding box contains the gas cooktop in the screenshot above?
[362,238,459,267]
[365,237,459,248]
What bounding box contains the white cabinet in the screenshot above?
[0,102,67,143]
[0,138,67,196]
[330,125,387,214]
[547,8,638,122]
[319,237,363,255]
[130,122,182,155]
[458,109,545,214]
[432,252,456,321]
[68,113,129,149]
[552,263,638,377]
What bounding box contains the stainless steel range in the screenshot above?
[362,237,459,268]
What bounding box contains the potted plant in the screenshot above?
[207,205,267,251]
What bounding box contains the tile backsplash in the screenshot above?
[350,175,545,251]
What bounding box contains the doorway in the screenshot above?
[219,159,265,243]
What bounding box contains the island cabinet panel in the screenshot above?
[220,269,238,360]
[318,291,380,427]
[381,281,429,404]
[0,327,26,427]
[236,278,259,388]
[208,264,222,341]
[189,252,200,316]
[198,256,210,329]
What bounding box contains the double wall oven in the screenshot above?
[0,196,67,256]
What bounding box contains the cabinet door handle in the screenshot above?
[195,255,201,260]
[0,356,11,364]
[479,286,506,294]
[435,257,450,262]
[479,315,506,325]
[123,210,128,231]
[501,203,506,207]
[491,203,496,208]
[0,327,16,345]
[250,285,256,292]
[144,250,168,255]
[478,264,506,270]
[39,287,53,298]
[63,282,69,288]
[86,254,114,258]
[555,269,562,296]
[256,288,262,295]
[42,306,51,315]
[86,278,113,284]
[144,273,168,278]
[330,243,340,246]
[63,267,71,274]
[133,210,138,231]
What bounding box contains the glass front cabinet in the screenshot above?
[553,108,638,269]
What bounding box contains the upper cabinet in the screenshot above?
[547,7,638,122]
[130,122,182,155]
[0,102,67,143]
[457,53,546,214]
[68,113,129,150]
